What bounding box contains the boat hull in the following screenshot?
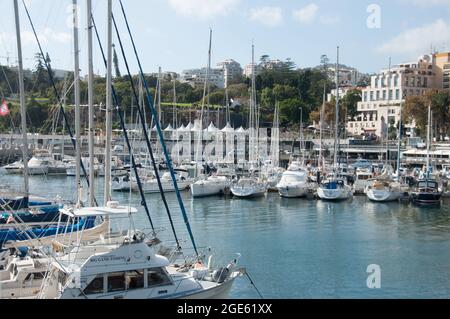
[136,181,190,194]
[230,187,266,198]
[191,182,226,198]
[366,188,403,202]
[277,184,308,198]
[317,187,352,201]
[410,192,442,206]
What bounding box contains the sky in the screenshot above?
[0,0,450,77]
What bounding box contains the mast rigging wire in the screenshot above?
[118,0,198,256]
[20,0,97,206]
[105,14,180,247]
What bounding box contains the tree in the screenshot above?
[341,89,362,120]
[33,53,50,95]
[403,90,450,140]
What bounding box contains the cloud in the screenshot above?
[293,4,318,24]
[0,28,71,47]
[319,14,340,25]
[400,0,450,7]
[167,0,240,20]
[249,7,283,27]
[378,19,450,55]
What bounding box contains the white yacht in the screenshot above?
[135,169,191,194]
[0,250,49,299]
[112,173,131,192]
[277,168,309,198]
[191,168,236,198]
[230,178,267,198]
[38,234,243,299]
[3,160,24,174]
[27,150,52,175]
[353,169,374,194]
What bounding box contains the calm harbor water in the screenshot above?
[1,172,450,299]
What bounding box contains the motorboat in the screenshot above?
[38,233,243,299]
[276,168,309,198]
[3,160,23,174]
[134,169,191,194]
[112,174,131,192]
[353,169,374,194]
[410,179,442,206]
[190,168,236,198]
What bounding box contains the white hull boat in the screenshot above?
[277,169,309,198]
[365,180,404,202]
[317,178,353,200]
[38,234,244,299]
[3,161,23,174]
[230,178,267,198]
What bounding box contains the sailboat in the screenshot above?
[317,47,353,201]
[366,93,405,202]
[231,43,267,199]
[410,104,442,206]
[261,102,284,191]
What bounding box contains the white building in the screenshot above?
[243,63,262,78]
[346,54,445,138]
[181,68,225,88]
[327,87,360,102]
[327,65,361,87]
[217,59,243,88]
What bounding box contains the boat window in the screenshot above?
[84,276,104,295]
[147,268,171,287]
[126,270,144,290]
[107,272,126,292]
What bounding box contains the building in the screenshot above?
[243,63,262,78]
[346,53,449,138]
[327,87,362,102]
[327,65,362,87]
[433,52,450,90]
[217,59,242,88]
[181,68,225,88]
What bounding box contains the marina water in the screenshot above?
[2,172,450,299]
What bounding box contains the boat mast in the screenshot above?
[206,29,212,126]
[104,0,113,206]
[250,42,256,164]
[426,103,431,180]
[300,106,304,162]
[13,0,29,200]
[73,0,81,206]
[158,66,162,125]
[396,90,403,178]
[333,46,339,170]
[87,0,95,206]
[385,57,391,168]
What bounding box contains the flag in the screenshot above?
[0,99,10,117]
[6,214,15,224]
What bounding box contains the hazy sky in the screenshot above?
[1,0,450,76]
